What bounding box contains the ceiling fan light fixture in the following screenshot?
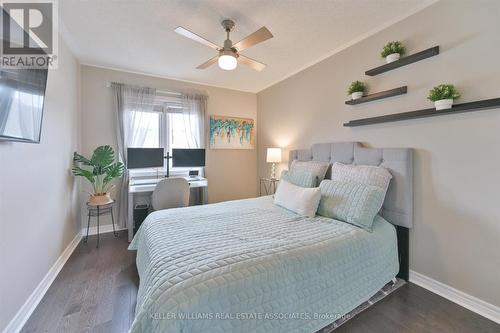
[218,54,237,70]
[175,20,272,71]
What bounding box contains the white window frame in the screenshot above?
[128,98,203,178]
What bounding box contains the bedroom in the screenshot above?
[0,0,499,332]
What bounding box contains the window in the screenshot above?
[128,94,205,175]
[129,111,160,148]
[167,112,199,149]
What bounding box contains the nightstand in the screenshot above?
[260,178,280,195]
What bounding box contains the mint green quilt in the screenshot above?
[129,196,398,332]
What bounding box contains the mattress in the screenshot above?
[128,196,399,333]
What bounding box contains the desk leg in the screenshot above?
[128,192,134,242]
[201,186,208,205]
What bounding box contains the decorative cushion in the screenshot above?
[330,162,392,194]
[274,179,321,218]
[280,170,317,188]
[290,160,330,186]
[317,180,386,231]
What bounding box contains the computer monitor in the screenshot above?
[127,148,164,169]
[172,148,206,167]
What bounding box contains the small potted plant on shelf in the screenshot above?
[347,81,367,100]
[428,84,461,110]
[72,145,124,206]
[381,41,405,63]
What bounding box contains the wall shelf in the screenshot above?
[346,86,407,105]
[343,98,500,127]
[365,46,439,76]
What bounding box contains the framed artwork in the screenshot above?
[209,115,255,149]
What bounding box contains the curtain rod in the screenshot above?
[105,82,182,96]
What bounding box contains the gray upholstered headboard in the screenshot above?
[289,142,413,228]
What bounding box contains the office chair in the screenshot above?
[151,178,190,210]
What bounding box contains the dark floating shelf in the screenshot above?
[346,86,407,105]
[344,98,500,127]
[365,46,439,76]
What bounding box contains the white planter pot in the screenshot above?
[351,91,364,100]
[434,99,454,110]
[385,53,400,63]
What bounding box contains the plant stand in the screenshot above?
[84,201,117,248]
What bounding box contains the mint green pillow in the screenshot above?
[317,180,386,231]
[281,170,318,188]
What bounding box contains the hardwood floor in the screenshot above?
[336,283,500,333]
[21,231,138,333]
[21,231,499,333]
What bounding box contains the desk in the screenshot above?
[128,177,208,241]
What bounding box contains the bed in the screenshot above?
[129,142,413,333]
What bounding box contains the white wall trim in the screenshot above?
[2,226,127,333]
[80,63,255,93]
[2,233,81,333]
[410,270,500,324]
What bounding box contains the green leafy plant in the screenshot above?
[381,41,405,58]
[72,145,124,195]
[347,81,367,95]
[427,84,461,102]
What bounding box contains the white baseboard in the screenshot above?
[3,224,127,333]
[409,270,500,324]
[81,224,126,237]
[2,233,81,333]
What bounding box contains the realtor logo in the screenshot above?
[1,0,58,68]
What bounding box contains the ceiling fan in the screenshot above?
[174,19,273,71]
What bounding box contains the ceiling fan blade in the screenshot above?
[174,26,220,50]
[238,55,266,71]
[233,27,273,52]
[196,56,218,69]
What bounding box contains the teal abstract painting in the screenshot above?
[209,115,255,149]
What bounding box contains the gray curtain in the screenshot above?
[111,83,156,227]
[180,93,207,149]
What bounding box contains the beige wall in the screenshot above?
[258,0,500,307]
[0,39,81,331]
[80,65,257,225]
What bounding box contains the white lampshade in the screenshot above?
[218,55,237,70]
[266,148,282,163]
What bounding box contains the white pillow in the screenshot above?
[330,162,392,194]
[274,179,321,218]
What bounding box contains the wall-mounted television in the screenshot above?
[0,68,48,143]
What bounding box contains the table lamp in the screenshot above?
[266,148,282,180]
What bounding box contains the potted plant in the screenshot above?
[72,145,124,206]
[428,84,461,110]
[347,81,367,100]
[381,41,405,63]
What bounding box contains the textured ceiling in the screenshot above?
[60,0,436,92]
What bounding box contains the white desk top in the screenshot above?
[129,177,208,193]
